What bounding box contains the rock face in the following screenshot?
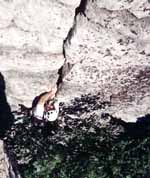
[60,0,150,122]
[0,0,80,109]
[0,0,150,176]
[0,140,21,178]
[0,0,150,122]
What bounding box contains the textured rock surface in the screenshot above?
[0,140,8,178]
[95,0,150,18]
[0,0,150,176]
[0,0,80,109]
[0,140,21,178]
[0,0,150,119]
[60,0,150,122]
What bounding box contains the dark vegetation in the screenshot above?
[2,94,150,178]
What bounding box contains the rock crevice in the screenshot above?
[0,0,150,177]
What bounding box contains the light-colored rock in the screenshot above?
[1,48,64,109]
[0,0,150,120]
[0,0,150,176]
[0,140,21,178]
[59,0,150,122]
[0,0,80,52]
[0,0,80,109]
[96,0,150,18]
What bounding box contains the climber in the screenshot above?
[19,86,59,122]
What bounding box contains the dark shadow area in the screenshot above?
[142,169,150,178]
[111,114,150,138]
[75,0,88,17]
[4,94,150,178]
[0,72,14,138]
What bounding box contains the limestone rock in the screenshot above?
[96,0,150,18]
[60,0,150,122]
[0,0,150,176]
[0,0,80,109]
[0,0,150,121]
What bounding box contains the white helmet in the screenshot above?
[43,99,59,122]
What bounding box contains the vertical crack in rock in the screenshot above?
[56,0,89,93]
[56,0,150,121]
[63,0,89,47]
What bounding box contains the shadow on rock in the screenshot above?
[111,114,150,138]
[0,73,14,138]
[4,94,150,178]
